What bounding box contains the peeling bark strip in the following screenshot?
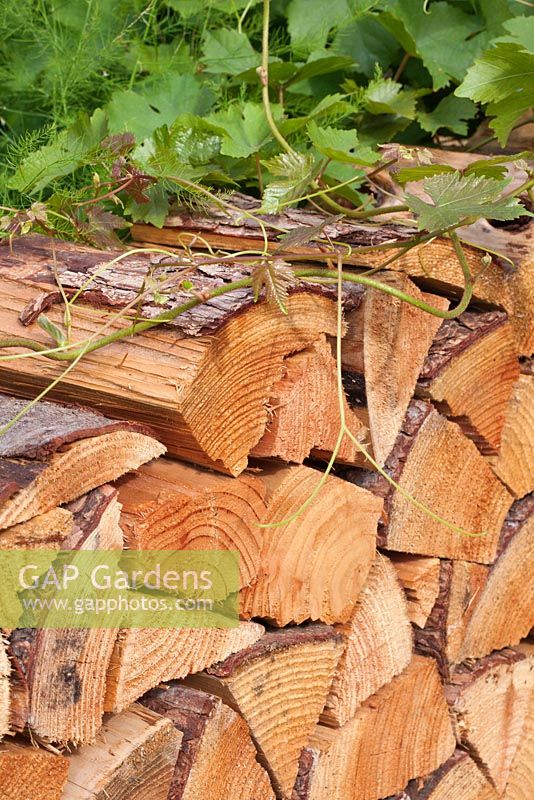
[0,393,163,529]
[344,400,512,562]
[0,392,154,459]
[7,486,123,745]
[416,311,519,454]
[184,625,343,800]
[141,684,275,800]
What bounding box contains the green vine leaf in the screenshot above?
[202,29,259,75]
[261,151,316,213]
[405,172,529,231]
[251,260,298,314]
[307,121,378,165]
[417,95,477,137]
[208,102,280,158]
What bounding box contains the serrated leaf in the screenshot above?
[395,164,455,185]
[495,16,534,52]
[251,260,298,314]
[405,172,528,231]
[287,54,355,86]
[208,103,280,158]
[307,121,379,165]
[124,183,170,227]
[364,75,424,119]
[287,0,352,56]
[202,29,259,75]
[456,41,534,144]
[418,95,477,137]
[275,215,344,252]
[261,152,316,213]
[37,315,67,346]
[333,16,401,77]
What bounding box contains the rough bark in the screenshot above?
[321,554,413,727]
[141,683,275,800]
[183,625,344,799]
[63,704,182,800]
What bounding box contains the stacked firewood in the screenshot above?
[0,189,531,800]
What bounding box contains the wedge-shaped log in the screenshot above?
[63,704,182,800]
[104,621,264,714]
[322,554,412,727]
[446,648,534,795]
[117,458,266,590]
[489,374,534,497]
[240,464,380,625]
[0,393,163,529]
[0,235,350,475]
[415,496,534,674]
[417,311,519,454]
[252,335,367,464]
[141,683,275,800]
[0,740,69,800]
[302,656,455,800]
[120,459,380,627]
[184,625,344,799]
[503,644,534,800]
[342,275,447,465]
[8,486,123,744]
[389,553,441,628]
[346,400,512,562]
[388,751,499,800]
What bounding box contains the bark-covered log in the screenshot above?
[183,625,344,799]
[0,636,9,742]
[8,486,123,744]
[0,393,164,529]
[0,739,69,800]
[341,275,448,465]
[503,643,534,800]
[302,656,455,800]
[321,554,412,727]
[489,374,534,497]
[63,704,182,800]
[251,335,367,464]
[446,647,534,795]
[0,237,359,475]
[414,496,534,674]
[240,464,381,626]
[104,621,264,714]
[416,311,519,454]
[141,683,275,800]
[344,400,512,562]
[389,553,441,628]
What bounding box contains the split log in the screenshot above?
[489,374,534,497]
[184,625,344,799]
[503,644,534,800]
[141,683,275,800]
[0,739,69,800]
[321,554,412,727]
[104,621,264,714]
[0,236,356,475]
[458,494,534,661]
[345,400,512,562]
[130,197,510,309]
[416,311,519,454]
[0,393,163,529]
[0,507,73,549]
[8,485,123,744]
[251,335,367,464]
[301,656,455,800]
[63,704,182,800]
[341,275,447,465]
[388,751,499,800]
[0,637,9,741]
[415,496,534,673]
[389,554,441,628]
[446,647,534,795]
[117,458,266,590]
[239,464,381,625]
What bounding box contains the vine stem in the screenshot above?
[258,0,294,156]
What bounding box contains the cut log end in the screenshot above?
[489,374,534,497]
[0,740,69,800]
